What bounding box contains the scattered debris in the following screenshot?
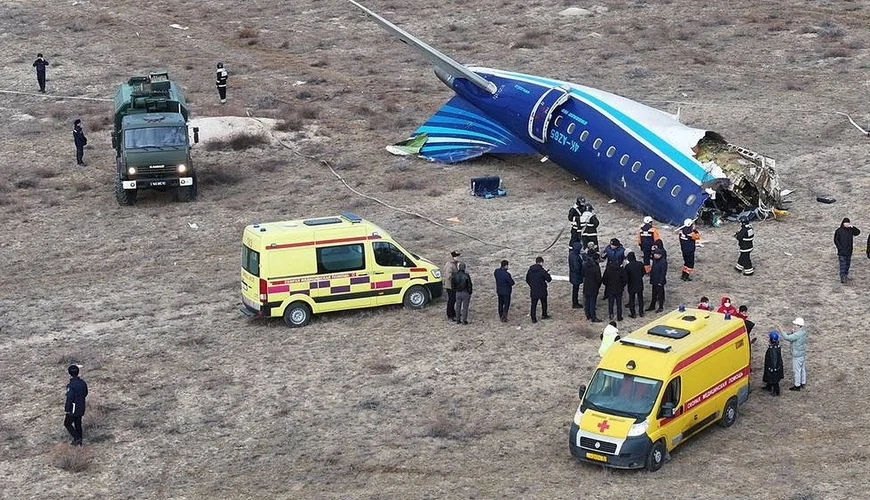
[446,217,461,223]
[169,24,189,30]
[816,196,836,204]
[607,199,616,204]
[187,222,199,229]
[559,7,593,17]
[292,80,307,86]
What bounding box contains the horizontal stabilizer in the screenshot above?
[386,96,536,163]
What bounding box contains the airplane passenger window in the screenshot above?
[606,146,616,158]
[645,169,655,181]
[631,161,641,173]
[554,115,563,127]
[620,155,629,166]
[567,122,576,134]
[657,177,667,188]
[671,185,681,197]
[685,194,697,205]
[579,130,589,142]
[593,138,602,150]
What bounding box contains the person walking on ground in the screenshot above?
[624,251,646,318]
[598,321,620,357]
[761,331,784,396]
[73,119,87,166]
[734,218,755,275]
[781,317,808,391]
[834,217,861,283]
[716,296,738,317]
[526,256,552,323]
[493,259,514,322]
[568,197,586,249]
[443,251,460,321]
[579,204,600,250]
[568,244,583,310]
[216,62,229,104]
[602,260,627,321]
[582,252,603,322]
[64,365,88,446]
[678,219,701,281]
[452,262,473,324]
[602,238,626,267]
[646,240,667,313]
[637,216,660,274]
[33,53,49,93]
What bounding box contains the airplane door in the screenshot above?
[528,87,570,143]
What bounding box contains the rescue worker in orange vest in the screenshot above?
[637,216,660,273]
[678,218,701,281]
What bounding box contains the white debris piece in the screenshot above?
[170,23,189,30]
[551,275,569,281]
[559,7,592,17]
[188,222,198,229]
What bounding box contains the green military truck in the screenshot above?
[111,70,199,205]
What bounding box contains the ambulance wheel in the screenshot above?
[115,178,137,206]
[645,440,666,472]
[719,397,739,428]
[283,302,311,327]
[403,285,429,309]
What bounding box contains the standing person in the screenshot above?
[637,216,660,273]
[734,305,755,335]
[493,259,514,322]
[452,262,473,324]
[833,217,861,283]
[526,256,552,323]
[678,219,701,281]
[442,251,460,321]
[582,252,603,322]
[64,365,88,446]
[216,62,229,104]
[579,204,600,250]
[624,251,646,318]
[646,240,667,313]
[601,238,626,267]
[761,331,784,396]
[568,197,586,249]
[781,317,808,391]
[734,218,755,276]
[602,260,627,321]
[697,296,712,311]
[716,296,738,316]
[73,119,87,166]
[33,53,49,93]
[598,321,620,357]
[568,244,583,309]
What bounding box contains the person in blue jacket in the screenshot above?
[64,365,89,446]
[493,259,515,322]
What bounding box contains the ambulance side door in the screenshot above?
[657,376,691,449]
[371,241,416,305]
[314,243,373,312]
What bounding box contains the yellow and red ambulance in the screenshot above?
[569,308,750,471]
[240,212,442,326]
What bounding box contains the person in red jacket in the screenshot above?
[716,296,738,316]
[697,296,712,311]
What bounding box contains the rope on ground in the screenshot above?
[0,89,112,102]
[245,113,564,255]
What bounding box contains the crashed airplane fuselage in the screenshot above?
[347,1,784,225]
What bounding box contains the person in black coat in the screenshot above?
[493,259,515,322]
[833,217,861,283]
[64,365,89,446]
[582,252,603,322]
[525,256,552,323]
[624,251,646,318]
[568,244,583,309]
[761,331,784,396]
[452,262,473,324]
[646,240,668,312]
[33,53,49,93]
[73,119,87,166]
[602,260,627,321]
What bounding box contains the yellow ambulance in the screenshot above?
[240,212,442,326]
[569,308,751,471]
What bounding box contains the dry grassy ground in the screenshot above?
[2,0,870,498]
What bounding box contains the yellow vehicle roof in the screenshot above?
[244,212,384,249]
[598,308,746,380]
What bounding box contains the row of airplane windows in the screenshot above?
[556,116,698,206]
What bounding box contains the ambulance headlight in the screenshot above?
[574,404,584,424]
[627,418,649,437]
[431,269,442,279]
[177,164,187,173]
[127,167,136,175]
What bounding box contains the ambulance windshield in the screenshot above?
[584,369,662,419]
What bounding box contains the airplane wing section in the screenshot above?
[386,95,536,163]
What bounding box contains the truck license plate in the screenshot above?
[586,452,607,463]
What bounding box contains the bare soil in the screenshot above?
[2,1,870,498]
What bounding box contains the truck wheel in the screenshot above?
[403,285,429,309]
[177,175,198,202]
[283,302,311,328]
[115,178,137,206]
[719,397,739,428]
[645,440,666,472]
